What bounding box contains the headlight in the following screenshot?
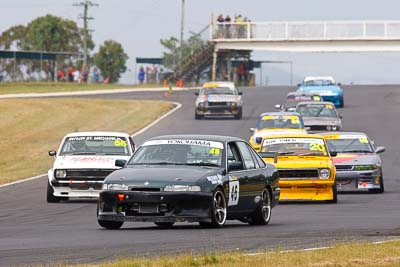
[55,169,66,178]
[354,165,377,171]
[164,185,201,192]
[319,168,331,179]
[326,125,332,131]
[331,126,338,131]
[230,102,237,107]
[102,183,129,190]
[198,102,205,107]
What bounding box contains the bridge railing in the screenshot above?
[211,21,400,41]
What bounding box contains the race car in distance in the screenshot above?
[296,76,344,107]
[275,92,322,112]
[296,101,342,132]
[47,132,135,202]
[259,134,337,203]
[320,132,385,193]
[249,112,307,152]
[194,81,243,119]
[97,135,280,229]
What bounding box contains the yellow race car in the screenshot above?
[249,112,307,152]
[259,134,337,203]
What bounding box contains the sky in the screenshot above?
[1,0,400,85]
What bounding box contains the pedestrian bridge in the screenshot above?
[210,20,400,52]
[209,20,400,80]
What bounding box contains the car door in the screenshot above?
[236,142,265,210]
[226,142,248,213]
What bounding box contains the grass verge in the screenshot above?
[0,82,161,95]
[72,241,400,267]
[0,98,174,184]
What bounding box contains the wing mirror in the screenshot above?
[250,128,255,133]
[48,150,56,157]
[194,92,199,96]
[338,82,342,86]
[375,146,385,154]
[274,104,281,110]
[238,92,243,95]
[330,151,337,157]
[228,162,242,172]
[115,159,127,167]
[339,114,343,119]
[297,83,301,87]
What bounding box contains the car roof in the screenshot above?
[303,76,335,82]
[262,133,325,139]
[286,91,320,97]
[259,111,302,117]
[147,134,244,143]
[65,131,131,138]
[318,132,367,137]
[296,101,335,106]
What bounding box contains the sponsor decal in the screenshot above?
[207,174,223,185]
[142,139,224,149]
[263,138,324,146]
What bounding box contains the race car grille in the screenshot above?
[278,169,319,179]
[308,125,330,131]
[207,102,229,106]
[335,165,354,171]
[57,169,115,181]
[130,187,161,192]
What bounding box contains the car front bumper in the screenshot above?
[196,106,240,117]
[98,190,213,223]
[321,95,342,107]
[336,170,381,191]
[279,180,335,201]
[51,180,102,198]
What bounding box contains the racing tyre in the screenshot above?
[235,108,242,120]
[370,176,384,193]
[328,182,338,203]
[154,222,175,228]
[195,112,203,120]
[200,188,227,228]
[97,205,123,229]
[339,98,344,108]
[46,180,68,203]
[249,188,272,225]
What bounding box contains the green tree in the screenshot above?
[0,14,94,81]
[94,40,128,83]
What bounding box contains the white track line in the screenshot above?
[0,101,182,188]
[246,239,400,257]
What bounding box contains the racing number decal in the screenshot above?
[114,140,127,147]
[309,143,325,152]
[228,181,239,206]
[210,148,220,155]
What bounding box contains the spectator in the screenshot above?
[152,65,158,83]
[57,69,65,82]
[92,67,100,83]
[67,66,74,82]
[73,69,80,82]
[81,65,89,83]
[217,14,224,38]
[224,15,231,38]
[237,62,245,85]
[146,66,152,83]
[138,66,145,84]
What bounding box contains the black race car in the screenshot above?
[97,135,280,229]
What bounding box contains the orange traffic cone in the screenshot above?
[163,79,168,87]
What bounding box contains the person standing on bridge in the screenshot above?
[224,15,231,38]
[217,14,224,38]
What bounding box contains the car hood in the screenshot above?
[104,165,223,187]
[303,117,340,125]
[298,85,342,95]
[264,156,331,169]
[332,153,379,165]
[53,155,131,169]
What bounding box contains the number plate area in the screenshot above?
[138,203,159,214]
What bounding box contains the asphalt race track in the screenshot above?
[1,85,399,266]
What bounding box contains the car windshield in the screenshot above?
[261,137,328,156]
[257,115,304,129]
[200,87,235,95]
[326,137,374,153]
[60,136,130,156]
[128,139,224,167]
[303,79,335,86]
[296,104,337,118]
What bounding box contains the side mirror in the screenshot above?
[115,159,127,167]
[238,92,243,95]
[228,162,242,172]
[274,104,281,110]
[330,151,337,157]
[250,128,255,133]
[338,83,342,86]
[297,83,301,87]
[194,92,199,96]
[375,146,385,154]
[339,114,343,119]
[48,150,56,157]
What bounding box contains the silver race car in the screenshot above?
[321,132,385,193]
[296,101,342,131]
[194,81,243,119]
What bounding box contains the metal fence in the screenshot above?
[212,21,400,41]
